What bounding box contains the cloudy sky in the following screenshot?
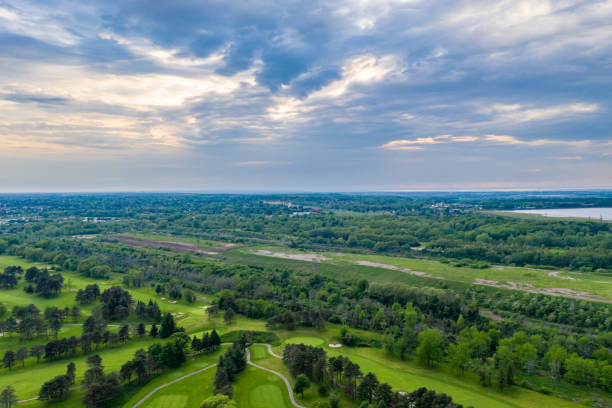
[1,0,611,192]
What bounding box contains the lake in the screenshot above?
[509,207,612,220]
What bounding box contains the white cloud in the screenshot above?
[381,133,602,150]
[483,102,599,123]
[268,54,401,122]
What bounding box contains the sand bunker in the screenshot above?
[353,260,430,277]
[328,344,342,348]
[254,249,330,262]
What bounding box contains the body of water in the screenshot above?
[509,207,612,220]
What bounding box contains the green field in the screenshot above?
[234,366,293,408]
[228,246,612,302]
[123,351,222,408]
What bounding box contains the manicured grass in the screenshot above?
[326,346,588,408]
[128,364,216,408]
[0,337,158,399]
[233,365,293,408]
[283,336,324,347]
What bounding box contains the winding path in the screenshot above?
[246,346,306,408]
[129,343,304,408]
[131,363,217,408]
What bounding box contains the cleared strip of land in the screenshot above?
[109,234,242,255]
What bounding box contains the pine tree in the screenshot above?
[210,329,221,348]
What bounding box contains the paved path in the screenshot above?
[250,342,283,358]
[246,347,305,408]
[128,343,302,408]
[131,363,217,408]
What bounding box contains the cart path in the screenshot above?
[131,363,217,408]
[246,346,305,408]
[128,343,302,408]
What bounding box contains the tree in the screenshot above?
[100,286,132,320]
[343,361,362,398]
[224,308,235,325]
[39,375,71,401]
[357,372,379,402]
[30,345,44,363]
[71,306,81,321]
[565,353,597,386]
[447,340,471,376]
[2,351,15,370]
[83,355,104,386]
[210,329,221,348]
[544,344,567,379]
[137,322,146,337]
[150,323,158,337]
[214,363,232,396]
[294,374,311,399]
[16,347,27,367]
[495,344,515,390]
[82,371,121,408]
[118,323,130,343]
[183,289,196,303]
[160,313,177,338]
[44,307,64,338]
[374,382,393,406]
[66,362,76,384]
[201,394,238,408]
[0,386,16,408]
[416,329,445,368]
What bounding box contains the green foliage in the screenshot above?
[201,394,238,408]
[416,329,445,368]
[220,330,280,345]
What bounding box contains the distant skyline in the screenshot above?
[1,0,611,192]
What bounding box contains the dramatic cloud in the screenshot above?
[0,0,611,191]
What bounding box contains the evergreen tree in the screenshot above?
[0,385,17,408]
[159,313,176,338]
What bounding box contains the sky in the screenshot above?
[0,0,611,192]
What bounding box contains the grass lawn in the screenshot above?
[0,337,158,399]
[234,365,294,408]
[122,357,218,408]
[282,337,324,347]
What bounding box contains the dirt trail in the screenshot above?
[110,235,242,255]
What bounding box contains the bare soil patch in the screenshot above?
[110,235,242,255]
[253,249,330,262]
[473,278,610,303]
[353,260,431,277]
